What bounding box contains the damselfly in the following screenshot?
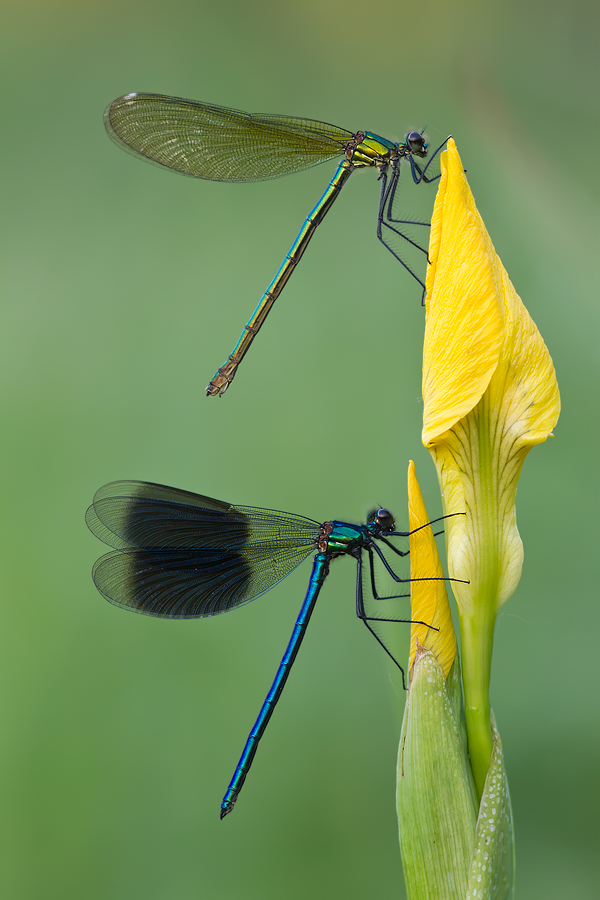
[104,94,446,396]
[86,480,462,817]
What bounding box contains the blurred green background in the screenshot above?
[1,0,598,897]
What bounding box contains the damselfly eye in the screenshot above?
[376,508,394,530]
[407,132,426,153]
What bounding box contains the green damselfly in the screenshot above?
[105,93,446,396]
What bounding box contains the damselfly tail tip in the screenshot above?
[205,378,222,398]
[220,803,233,820]
[206,359,238,398]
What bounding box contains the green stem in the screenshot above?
[459,396,499,798]
[459,605,495,798]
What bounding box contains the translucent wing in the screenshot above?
[87,481,320,617]
[104,93,354,182]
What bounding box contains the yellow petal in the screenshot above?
[407,461,456,678]
[422,140,561,610]
[423,140,505,446]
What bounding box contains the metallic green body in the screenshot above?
[351,131,397,167]
[324,521,367,556]
[206,132,407,396]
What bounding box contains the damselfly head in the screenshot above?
[406,131,428,157]
[372,508,395,532]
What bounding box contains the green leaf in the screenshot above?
[397,648,478,900]
[466,721,515,899]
